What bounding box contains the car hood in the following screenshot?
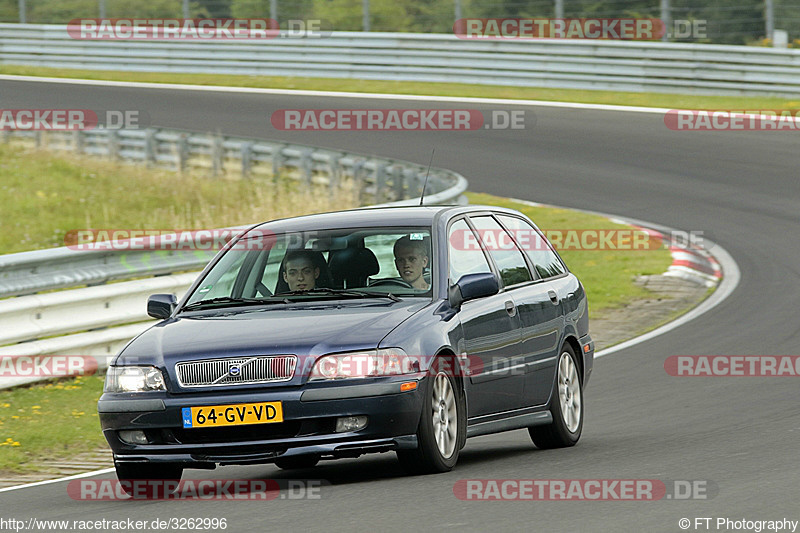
[119,300,429,381]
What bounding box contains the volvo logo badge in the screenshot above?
[229,364,242,376]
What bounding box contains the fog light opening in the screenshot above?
[335,416,368,433]
[119,430,148,445]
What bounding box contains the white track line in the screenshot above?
[595,238,738,358]
[0,74,672,114]
[0,467,115,493]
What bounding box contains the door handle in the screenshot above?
[504,300,516,317]
[548,290,559,304]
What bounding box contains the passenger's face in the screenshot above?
[395,246,428,288]
[283,258,319,291]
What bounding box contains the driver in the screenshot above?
[282,250,320,292]
[393,235,430,290]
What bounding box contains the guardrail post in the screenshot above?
[108,130,119,160]
[144,128,157,167]
[72,130,84,154]
[34,130,42,148]
[393,165,405,201]
[554,0,563,19]
[301,148,313,185]
[241,142,253,178]
[1,129,9,144]
[375,163,388,203]
[271,144,283,180]
[352,159,365,204]
[765,0,775,41]
[211,135,223,178]
[177,133,189,172]
[328,155,341,199]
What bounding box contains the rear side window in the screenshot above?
[468,215,532,287]
[497,215,566,279]
[448,218,492,283]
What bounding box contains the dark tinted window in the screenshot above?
[448,218,492,283]
[497,215,566,279]
[469,216,532,287]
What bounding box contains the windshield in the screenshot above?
[183,226,434,308]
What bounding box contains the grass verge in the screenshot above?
[0,141,357,254]
[2,64,798,111]
[0,375,105,474]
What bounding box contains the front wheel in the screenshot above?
[397,361,463,474]
[528,344,583,449]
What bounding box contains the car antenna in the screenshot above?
[419,148,435,206]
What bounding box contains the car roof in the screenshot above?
[253,205,526,233]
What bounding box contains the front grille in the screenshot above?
[176,355,296,388]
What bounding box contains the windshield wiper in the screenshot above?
[280,288,401,302]
[181,296,287,311]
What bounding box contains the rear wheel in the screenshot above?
[274,455,320,470]
[397,360,463,474]
[115,462,183,497]
[528,344,583,449]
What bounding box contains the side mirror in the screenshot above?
[448,273,500,308]
[147,294,177,319]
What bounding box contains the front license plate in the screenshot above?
[181,402,283,429]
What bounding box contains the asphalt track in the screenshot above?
[1,79,799,532]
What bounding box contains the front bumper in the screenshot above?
[99,377,423,468]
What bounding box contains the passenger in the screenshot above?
[393,235,430,290]
[282,250,320,292]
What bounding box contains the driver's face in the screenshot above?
[283,258,319,291]
[394,246,428,288]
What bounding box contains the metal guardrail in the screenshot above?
[2,24,800,95]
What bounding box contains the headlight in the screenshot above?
[104,366,166,392]
[310,348,416,380]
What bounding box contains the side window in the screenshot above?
[498,215,566,279]
[448,219,492,283]
[469,216,532,287]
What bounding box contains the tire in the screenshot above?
[528,344,583,449]
[397,359,464,474]
[274,455,321,470]
[115,462,183,497]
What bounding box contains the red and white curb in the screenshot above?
[630,224,721,288]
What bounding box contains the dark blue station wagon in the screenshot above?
[99,205,593,483]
